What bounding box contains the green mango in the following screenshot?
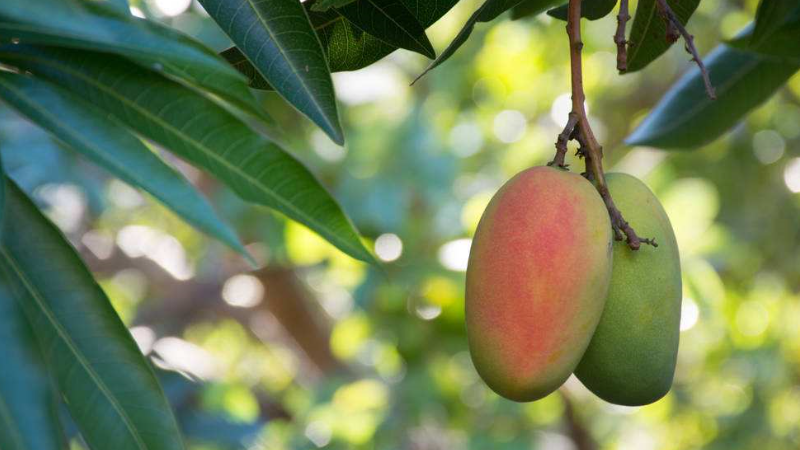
[575,173,682,406]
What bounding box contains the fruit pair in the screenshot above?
[465,166,681,405]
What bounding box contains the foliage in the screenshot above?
[0,0,798,448]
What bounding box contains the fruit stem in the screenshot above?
[563,0,654,250]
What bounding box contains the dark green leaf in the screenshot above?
[625,0,701,72]
[0,178,185,450]
[548,0,617,21]
[0,46,375,264]
[413,0,526,83]
[221,47,274,90]
[197,0,344,145]
[335,0,435,58]
[511,0,564,20]
[223,0,458,85]
[0,281,64,450]
[311,0,359,11]
[625,43,799,149]
[750,0,800,46]
[0,71,250,259]
[0,0,270,124]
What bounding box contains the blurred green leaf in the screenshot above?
[548,0,617,21]
[750,0,799,46]
[625,0,701,72]
[626,43,799,149]
[0,178,184,450]
[0,0,270,124]
[413,0,526,83]
[197,0,344,145]
[0,46,375,264]
[729,13,800,61]
[0,281,64,450]
[0,71,250,259]
[511,0,564,20]
[335,0,435,58]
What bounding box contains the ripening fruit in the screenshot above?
[466,166,613,402]
[575,173,682,406]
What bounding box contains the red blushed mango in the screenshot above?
[466,166,613,402]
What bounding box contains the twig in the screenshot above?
[549,112,579,169]
[557,0,654,250]
[614,0,630,72]
[560,389,597,450]
[654,0,716,99]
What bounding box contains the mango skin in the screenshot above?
[575,173,682,406]
[466,166,613,402]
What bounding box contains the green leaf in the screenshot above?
[0,46,375,264]
[0,178,185,450]
[511,0,564,20]
[729,13,800,61]
[220,47,274,90]
[547,0,617,21]
[413,0,526,83]
[197,0,344,145]
[625,0,701,73]
[625,43,799,149]
[0,281,64,450]
[311,0,359,11]
[223,0,458,85]
[0,71,250,259]
[335,0,435,58]
[750,0,799,46]
[0,0,270,125]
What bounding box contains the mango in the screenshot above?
[575,173,682,406]
[466,166,613,402]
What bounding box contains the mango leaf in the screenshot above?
[311,0,358,11]
[625,43,799,149]
[413,0,526,83]
[0,178,185,450]
[0,0,270,124]
[0,46,375,264]
[0,71,250,259]
[197,0,344,145]
[511,0,565,20]
[750,0,800,46]
[223,0,458,85]
[0,281,64,450]
[335,0,435,58]
[625,0,701,73]
[548,0,617,21]
[729,12,800,61]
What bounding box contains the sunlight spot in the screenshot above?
[438,238,471,271]
[784,158,800,193]
[305,421,332,448]
[415,304,442,321]
[153,0,191,17]
[753,130,785,164]
[82,230,115,260]
[222,274,264,308]
[116,225,194,280]
[493,109,527,143]
[375,233,403,262]
[38,183,86,233]
[129,326,156,354]
[681,297,700,331]
[153,336,218,380]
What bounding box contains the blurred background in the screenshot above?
[2,0,800,448]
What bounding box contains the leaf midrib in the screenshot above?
[0,248,148,450]
[233,0,338,136]
[626,1,659,65]
[10,54,365,260]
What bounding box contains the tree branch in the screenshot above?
[563,0,654,250]
[654,0,715,99]
[614,0,630,72]
[560,389,596,450]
